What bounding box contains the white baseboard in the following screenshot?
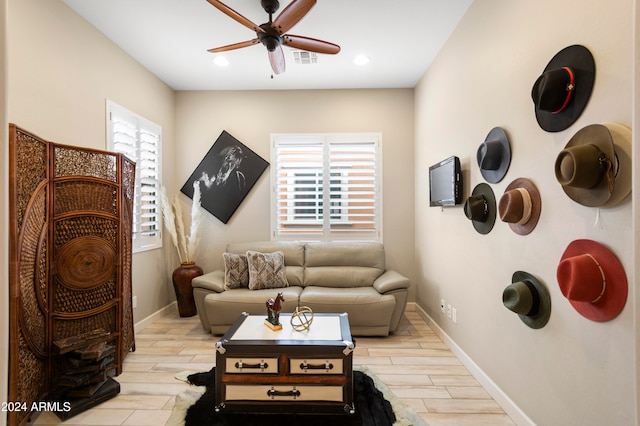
[414,304,534,426]
[134,302,177,333]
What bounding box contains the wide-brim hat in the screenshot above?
[557,239,628,322]
[531,45,596,132]
[601,122,632,208]
[503,271,551,329]
[463,183,496,235]
[477,127,511,184]
[498,178,541,236]
[554,123,631,207]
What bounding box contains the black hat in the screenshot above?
[477,127,511,184]
[464,183,496,235]
[531,45,595,132]
[503,271,551,329]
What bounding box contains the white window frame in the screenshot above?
[106,100,162,253]
[271,133,382,242]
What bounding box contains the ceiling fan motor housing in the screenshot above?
[257,23,282,51]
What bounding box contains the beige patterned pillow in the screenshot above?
[246,251,289,290]
[223,252,249,289]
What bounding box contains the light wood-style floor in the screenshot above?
[31,309,514,426]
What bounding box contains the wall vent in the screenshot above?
[293,50,318,65]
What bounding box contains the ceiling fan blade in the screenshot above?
[272,0,316,34]
[206,0,265,33]
[208,39,260,53]
[283,35,340,54]
[268,45,286,74]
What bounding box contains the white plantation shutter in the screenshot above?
[107,101,162,253]
[271,134,382,242]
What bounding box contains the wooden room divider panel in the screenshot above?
[8,124,136,426]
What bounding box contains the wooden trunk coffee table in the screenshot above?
[214,312,355,415]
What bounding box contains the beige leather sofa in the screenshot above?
[191,241,410,336]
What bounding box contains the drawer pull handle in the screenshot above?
[235,360,268,371]
[300,361,334,372]
[267,387,301,399]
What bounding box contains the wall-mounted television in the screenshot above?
[429,156,462,207]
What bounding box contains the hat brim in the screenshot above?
[559,239,628,322]
[467,183,496,235]
[478,127,511,184]
[512,271,551,329]
[502,178,541,235]
[534,45,595,132]
[602,122,632,207]
[559,123,629,207]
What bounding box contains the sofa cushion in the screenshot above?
[246,251,289,290]
[222,252,249,289]
[304,242,385,288]
[204,287,303,334]
[299,286,396,331]
[227,241,304,287]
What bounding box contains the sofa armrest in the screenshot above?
[373,270,410,294]
[192,269,225,293]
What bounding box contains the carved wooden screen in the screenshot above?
[8,124,135,426]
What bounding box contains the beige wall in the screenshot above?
[6,0,638,424]
[175,89,416,296]
[7,0,178,324]
[415,0,636,424]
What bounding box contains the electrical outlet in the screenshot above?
[132,295,137,308]
[447,304,452,319]
[440,299,446,313]
[452,307,457,323]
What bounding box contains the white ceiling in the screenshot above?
[63,0,473,91]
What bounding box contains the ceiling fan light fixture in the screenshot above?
[354,54,370,66]
[213,56,230,67]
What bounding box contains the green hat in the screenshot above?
[503,271,551,329]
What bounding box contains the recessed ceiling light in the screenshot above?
[354,55,370,66]
[213,56,229,67]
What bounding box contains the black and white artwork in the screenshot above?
[181,131,269,224]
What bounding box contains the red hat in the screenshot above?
[557,239,628,322]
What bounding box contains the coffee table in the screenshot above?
[214,312,355,415]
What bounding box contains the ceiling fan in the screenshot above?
[206,0,340,75]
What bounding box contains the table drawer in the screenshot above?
[225,384,344,402]
[225,357,279,373]
[289,358,343,375]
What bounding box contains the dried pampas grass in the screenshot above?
[160,181,203,264]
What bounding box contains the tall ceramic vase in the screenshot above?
[172,261,203,317]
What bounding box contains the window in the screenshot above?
[107,100,162,253]
[290,171,346,222]
[271,133,382,242]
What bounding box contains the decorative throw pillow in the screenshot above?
[246,251,289,290]
[222,252,249,289]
